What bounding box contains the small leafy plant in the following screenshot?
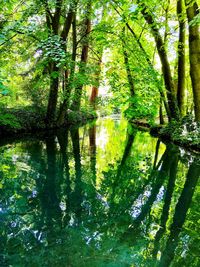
[0,112,21,129]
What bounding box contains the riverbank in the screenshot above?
[150,124,200,152]
[0,107,97,138]
[131,117,200,153]
[1,109,199,153]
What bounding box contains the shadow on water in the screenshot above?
[0,118,200,266]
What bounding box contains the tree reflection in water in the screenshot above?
[0,118,199,266]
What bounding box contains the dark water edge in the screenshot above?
[0,117,200,267]
[0,108,97,139]
[0,117,97,148]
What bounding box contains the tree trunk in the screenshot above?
[125,22,171,119]
[122,28,135,98]
[185,0,200,121]
[46,64,59,125]
[44,0,63,126]
[90,85,98,109]
[159,97,165,124]
[113,3,172,120]
[89,7,106,110]
[57,7,77,125]
[177,0,186,116]
[90,55,102,109]
[71,1,91,111]
[138,2,180,121]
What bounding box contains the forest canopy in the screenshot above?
[0,0,200,130]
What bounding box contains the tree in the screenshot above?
[71,0,92,111]
[43,0,74,125]
[177,0,186,116]
[137,1,180,121]
[185,0,200,121]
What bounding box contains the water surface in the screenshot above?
[0,117,200,266]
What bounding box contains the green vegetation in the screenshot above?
[159,116,200,149]
[0,0,200,143]
[1,1,200,264]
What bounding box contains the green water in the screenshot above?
[0,117,200,267]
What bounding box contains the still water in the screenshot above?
[0,117,200,267]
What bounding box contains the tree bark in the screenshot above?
[185,0,200,121]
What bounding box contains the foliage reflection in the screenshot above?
[0,118,200,267]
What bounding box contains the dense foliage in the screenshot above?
[0,0,200,130]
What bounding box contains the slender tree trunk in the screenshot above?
[164,0,171,45]
[71,1,91,111]
[123,48,135,96]
[138,1,180,121]
[90,85,99,109]
[126,17,171,117]
[90,56,102,109]
[159,97,165,124]
[113,3,172,119]
[177,0,186,116]
[57,8,77,125]
[185,0,200,121]
[45,0,76,126]
[44,0,63,126]
[90,7,106,110]
[46,64,59,125]
[122,28,135,98]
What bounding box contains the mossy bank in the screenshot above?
[0,107,97,138]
